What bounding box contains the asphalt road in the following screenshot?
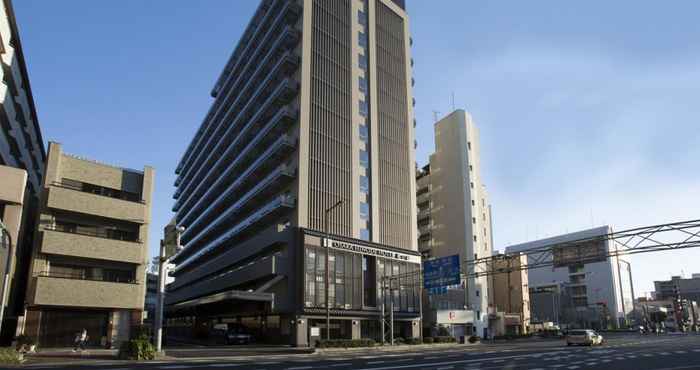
[22,334,700,370]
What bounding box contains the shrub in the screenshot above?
[468,335,479,344]
[394,337,405,345]
[0,348,23,365]
[316,339,376,349]
[118,338,155,360]
[14,335,35,352]
[423,337,434,344]
[405,337,423,345]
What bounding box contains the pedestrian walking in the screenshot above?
[73,328,88,352]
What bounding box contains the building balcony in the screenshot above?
[417,208,431,221]
[172,195,295,271]
[30,274,144,310]
[47,183,146,223]
[176,12,301,184]
[183,163,296,245]
[174,45,300,199]
[179,111,296,225]
[40,227,145,264]
[174,76,299,213]
[166,255,283,306]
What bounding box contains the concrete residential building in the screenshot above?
[24,142,153,348]
[167,0,419,346]
[487,253,530,335]
[0,0,46,343]
[415,110,494,338]
[506,226,634,329]
[529,282,576,327]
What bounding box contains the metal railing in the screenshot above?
[45,224,141,243]
[51,180,145,204]
[38,270,139,284]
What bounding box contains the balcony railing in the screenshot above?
[52,180,145,204]
[45,224,141,243]
[37,270,138,284]
[172,195,295,272]
[177,1,301,180]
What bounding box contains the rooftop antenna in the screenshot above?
[451,92,455,111]
[432,110,440,122]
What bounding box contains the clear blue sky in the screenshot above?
[15,1,700,295]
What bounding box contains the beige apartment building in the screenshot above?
[487,253,530,336]
[416,109,494,338]
[23,142,153,348]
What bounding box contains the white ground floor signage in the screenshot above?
[324,238,421,264]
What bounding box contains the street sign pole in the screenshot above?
[0,221,12,336]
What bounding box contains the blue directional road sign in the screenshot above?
[423,255,461,290]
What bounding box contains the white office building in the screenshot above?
[506,226,634,329]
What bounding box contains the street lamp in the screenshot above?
[0,220,12,336]
[155,224,185,353]
[324,200,343,340]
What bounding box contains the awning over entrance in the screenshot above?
[168,289,274,312]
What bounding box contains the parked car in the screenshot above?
[565,329,604,346]
[225,325,254,345]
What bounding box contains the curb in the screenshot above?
[314,342,477,354]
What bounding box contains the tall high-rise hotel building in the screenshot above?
[167,0,419,345]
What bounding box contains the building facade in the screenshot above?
[506,226,634,329]
[415,110,494,338]
[0,0,46,343]
[166,0,418,346]
[23,142,153,348]
[654,274,700,304]
[487,253,530,335]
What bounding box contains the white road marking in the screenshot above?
[567,367,580,370]
[436,367,453,370]
[158,366,192,369]
[286,367,313,370]
[328,363,352,367]
[674,350,687,354]
[207,365,244,368]
[367,361,386,364]
[660,352,671,355]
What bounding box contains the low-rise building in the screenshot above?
[654,274,700,303]
[23,142,154,348]
[487,253,530,336]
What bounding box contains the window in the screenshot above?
[363,256,376,306]
[476,290,480,297]
[477,310,481,320]
[360,202,370,220]
[468,142,472,150]
[473,235,477,242]
[469,165,473,171]
[358,31,367,48]
[470,182,474,189]
[360,228,370,241]
[359,76,368,93]
[359,100,368,116]
[360,175,369,193]
[359,54,368,69]
[472,217,476,224]
[360,149,369,168]
[358,9,367,26]
[359,124,368,141]
[471,200,475,206]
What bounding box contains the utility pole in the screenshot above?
[0,220,13,336]
[324,200,343,340]
[155,223,185,353]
